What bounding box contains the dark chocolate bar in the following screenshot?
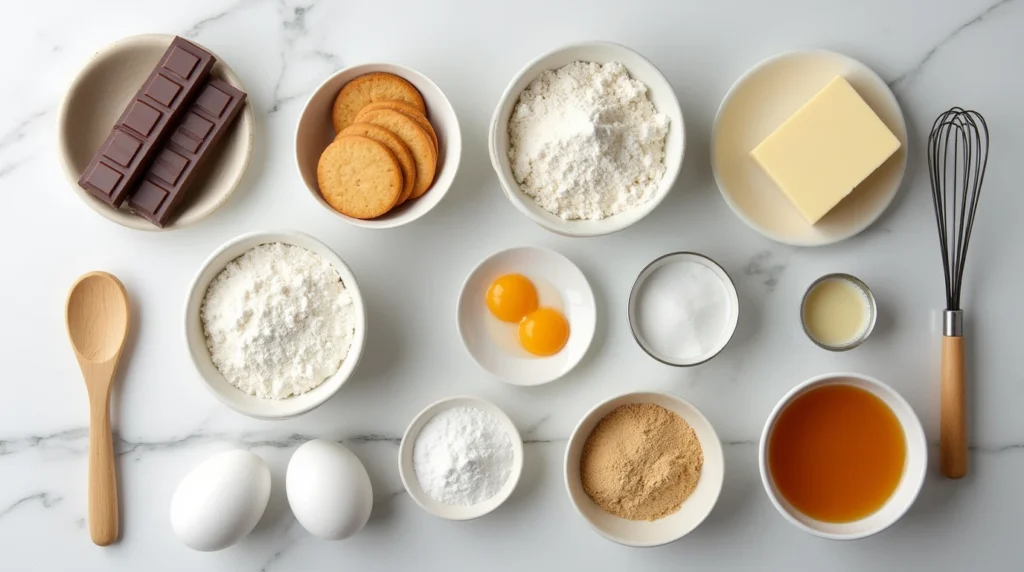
[78,37,215,207]
[128,78,246,227]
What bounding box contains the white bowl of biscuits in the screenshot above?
[296,63,461,228]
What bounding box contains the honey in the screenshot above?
[768,384,905,523]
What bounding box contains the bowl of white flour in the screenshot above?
[185,231,366,419]
[490,42,685,237]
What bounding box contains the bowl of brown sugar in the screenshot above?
[564,392,724,547]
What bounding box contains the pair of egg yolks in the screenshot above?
[485,274,569,357]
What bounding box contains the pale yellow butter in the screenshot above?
[749,76,901,225]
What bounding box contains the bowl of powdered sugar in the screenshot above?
[489,42,684,237]
[398,396,524,520]
[185,231,366,419]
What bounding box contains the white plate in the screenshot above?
[457,247,596,386]
[711,49,907,246]
[564,391,725,547]
[184,231,366,419]
[58,34,255,231]
[398,396,524,520]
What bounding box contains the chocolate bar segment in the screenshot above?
[78,37,214,207]
[128,78,246,227]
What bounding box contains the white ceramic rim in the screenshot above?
[627,252,740,366]
[57,33,256,232]
[294,62,462,229]
[455,246,597,386]
[563,391,725,547]
[398,395,524,520]
[183,230,367,419]
[757,372,928,540]
[710,48,907,247]
[488,41,685,237]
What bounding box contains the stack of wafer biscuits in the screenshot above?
[316,72,439,219]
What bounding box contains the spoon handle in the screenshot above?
[88,391,118,546]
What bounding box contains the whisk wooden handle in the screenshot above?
[940,335,967,478]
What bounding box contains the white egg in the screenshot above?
[286,439,373,540]
[170,450,271,552]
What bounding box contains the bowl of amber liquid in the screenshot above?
[758,372,927,539]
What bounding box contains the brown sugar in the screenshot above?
[580,403,703,521]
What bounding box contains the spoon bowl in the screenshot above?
[67,273,129,363]
[66,271,130,547]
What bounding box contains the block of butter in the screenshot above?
[750,76,901,225]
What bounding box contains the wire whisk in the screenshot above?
[928,108,988,313]
[926,107,989,479]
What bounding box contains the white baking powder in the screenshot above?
[507,61,669,220]
[200,243,356,399]
[634,260,731,362]
[413,406,514,506]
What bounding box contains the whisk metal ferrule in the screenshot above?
[943,309,963,337]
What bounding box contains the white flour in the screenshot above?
[413,407,514,506]
[200,243,355,399]
[508,61,669,220]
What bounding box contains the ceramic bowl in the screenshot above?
[628,252,740,366]
[457,246,596,386]
[184,231,366,419]
[489,42,685,237]
[711,49,907,246]
[565,392,724,547]
[398,396,524,520]
[58,33,255,231]
[295,63,462,229]
[758,372,927,540]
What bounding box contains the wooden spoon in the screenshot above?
[66,271,130,546]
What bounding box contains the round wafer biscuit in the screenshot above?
[332,73,426,132]
[339,122,417,205]
[356,100,438,154]
[317,135,402,219]
[357,109,436,200]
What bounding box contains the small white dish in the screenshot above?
[457,247,596,386]
[712,49,908,246]
[184,231,366,420]
[759,372,927,540]
[489,41,685,237]
[398,396,524,520]
[295,63,462,229]
[58,33,255,231]
[628,252,739,366]
[564,391,724,547]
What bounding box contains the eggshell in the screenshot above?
[286,439,373,540]
[170,450,271,552]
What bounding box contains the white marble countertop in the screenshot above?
[2,0,1023,569]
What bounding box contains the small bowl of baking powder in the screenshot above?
[489,42,685,237]
[184,230,366,419]
[398,396,524,520]
[628,252,740,366]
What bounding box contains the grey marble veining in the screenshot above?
[2,0,1023,569]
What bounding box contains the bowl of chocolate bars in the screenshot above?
[58,34,255,230]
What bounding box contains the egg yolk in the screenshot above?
[518,308,570,357]
[486,274,539,323]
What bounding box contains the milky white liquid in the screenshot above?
[802,277,870,347]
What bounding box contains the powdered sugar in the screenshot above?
[507,61,669,220]
[200,243,356,399]
[412,406,514,506]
